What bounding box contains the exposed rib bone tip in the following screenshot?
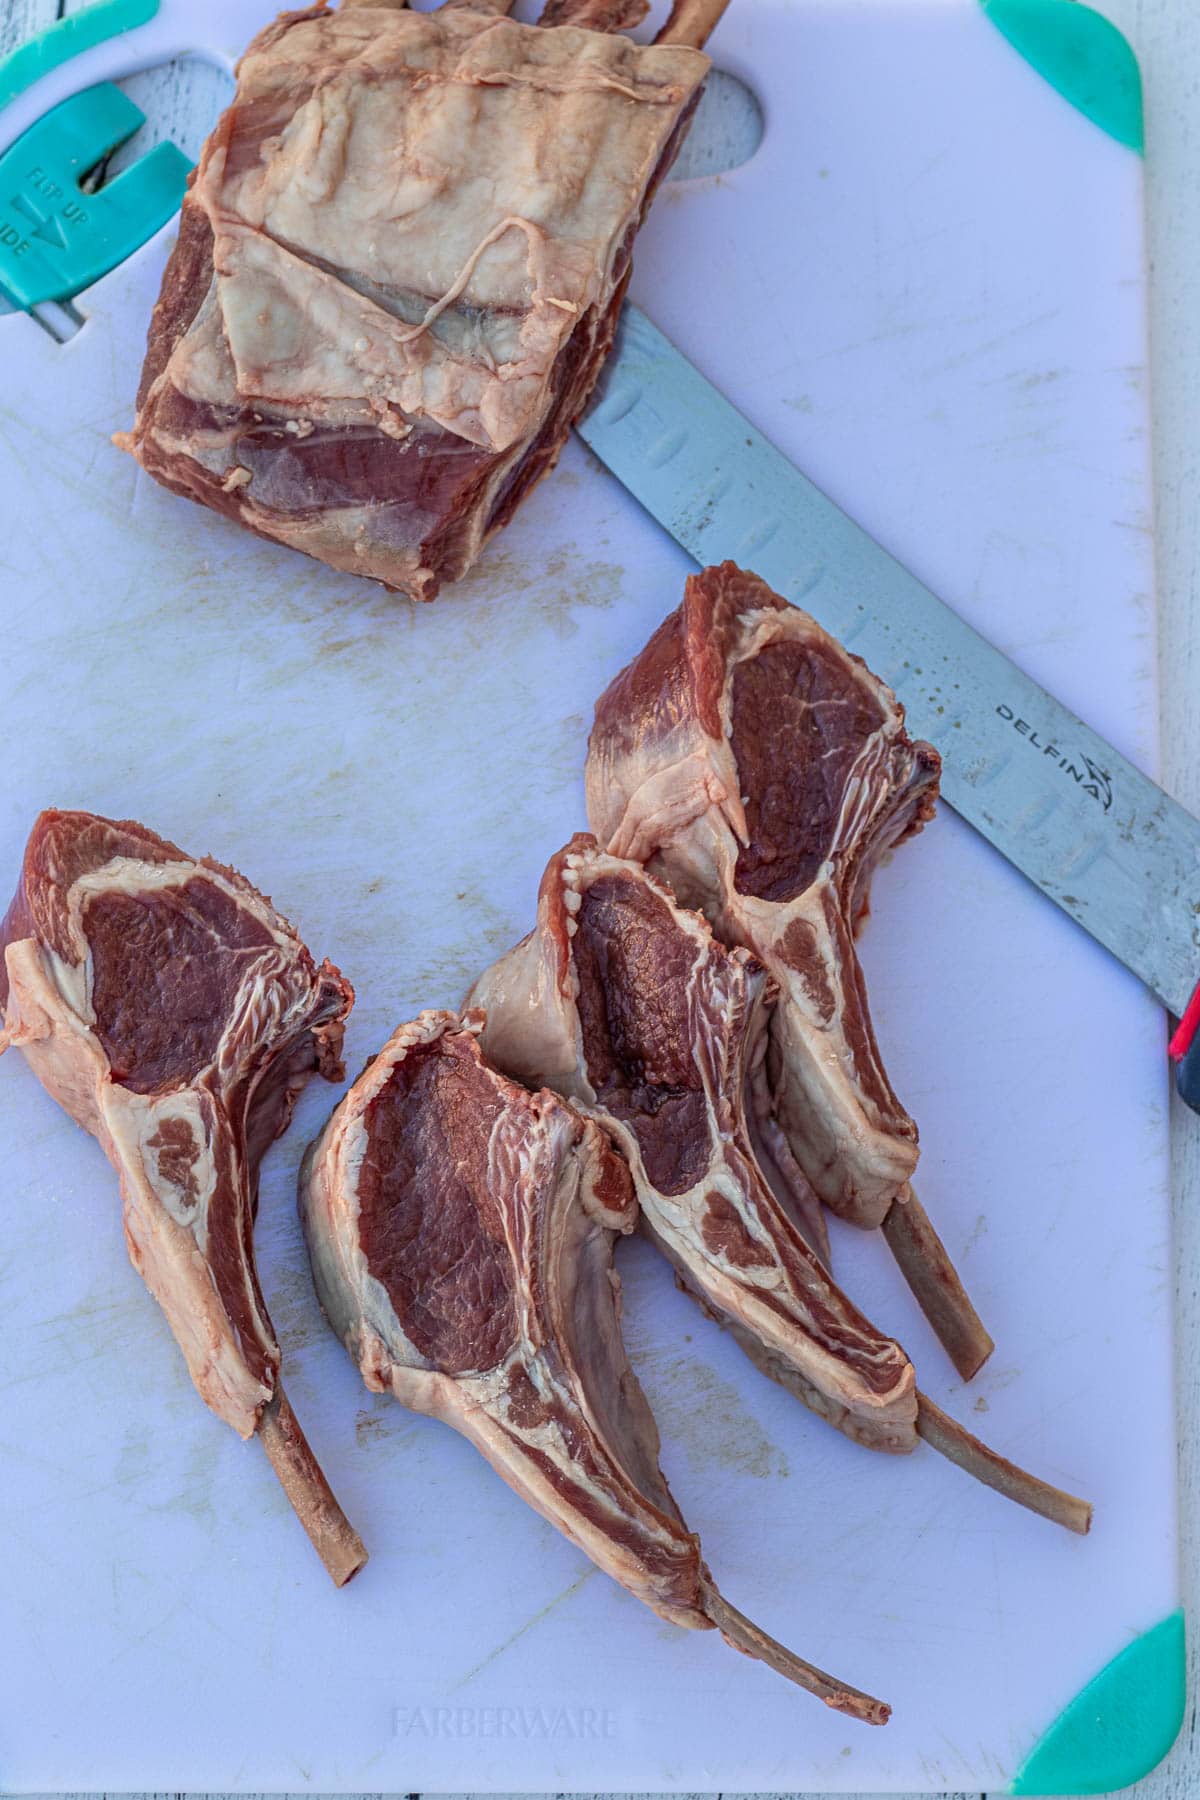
[915,1392,1092,1536]
[701,1582,890,1724]
[259,1386,368,1586]
[882,1187,995,1381]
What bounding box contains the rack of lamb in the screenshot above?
[120,0,717,601]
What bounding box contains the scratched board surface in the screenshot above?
[0,0,1174,1791]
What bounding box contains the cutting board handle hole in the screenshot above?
[89,56,233,183]
[669,69,763,182]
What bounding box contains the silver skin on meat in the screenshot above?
[119,0,711,602]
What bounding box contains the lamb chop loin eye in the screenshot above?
[573,872,711,1195]
[118,0,715,602]
[86,878,276,1091]
[355,1035,519,1375]
[300,1008,892,1723]
[586,562,995,1382]
[730,639,890,903]
[0,809,364,1586]
[469,834,1092,1535]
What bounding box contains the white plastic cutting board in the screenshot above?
[0,0,1175,1792]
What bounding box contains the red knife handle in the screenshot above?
[1169,985,1200,1113]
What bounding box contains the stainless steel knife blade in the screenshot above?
[578,304,1200,1021]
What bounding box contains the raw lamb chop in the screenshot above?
[470,835,1091,1532]
[586,562,994,1380]
[0,810,364,1585]
[119,0,716,602]
[301,1007,891,1722]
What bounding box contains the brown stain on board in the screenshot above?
[963,1212,988,1254]
[643,1353,789,1481]
[255,1237,324,1354]
[451,545,625,642]
[355,1399,421,1454]
[355,1406,389,1447]
[152,1430,219,1526]
[33,455,632,775]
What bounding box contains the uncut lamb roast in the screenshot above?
[120,0,715,600]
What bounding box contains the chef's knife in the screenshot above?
[578,304,1200,1112]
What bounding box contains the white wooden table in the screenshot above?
[1,0,1195,1795]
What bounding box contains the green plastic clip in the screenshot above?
[980,0,1144,154]
[1010,1610,1186,1794]
[0,82,190,309]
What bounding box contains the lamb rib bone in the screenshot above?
[0,809,365,1585]
[300,1007,891,1722]
[656,0,732,46]
[469,835,1090,1534]
[585,560,994,1380]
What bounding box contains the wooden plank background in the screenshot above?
[0,0,1195,1794]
